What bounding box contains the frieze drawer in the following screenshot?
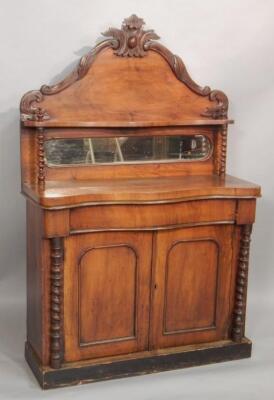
[70,199,236,232]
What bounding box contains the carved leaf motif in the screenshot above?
[123,14,144,29]
[20,15,229,122]
[102,14,160,57]
[102,28,125,48]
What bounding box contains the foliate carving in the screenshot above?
[50,237,64,369]
[146,41,211,96]
[20,15,229,122]
[20,91,50,122]
[232,225,252,342]
[201,90,228,119]
[37,128,45,183]
[102,14,160,57]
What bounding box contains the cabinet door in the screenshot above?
[150,225,234,349]
[64,232,152,362]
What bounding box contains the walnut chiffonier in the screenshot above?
[20,15,261,389]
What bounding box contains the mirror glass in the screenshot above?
[44,135,211,166]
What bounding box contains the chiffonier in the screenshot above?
[20,15,261,389]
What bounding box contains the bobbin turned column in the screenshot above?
[20,14,260,390]
[232,224,253,342]
[37,127,45,185]
[50,237,64,369]
[214,124,228,176]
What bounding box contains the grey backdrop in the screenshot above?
[0,0,273,399]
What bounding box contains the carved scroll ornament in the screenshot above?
[20,41,112,122]
[201,90,229,119]
[20,14,228,122]
[102,14,160,57]
[20,90,50,122]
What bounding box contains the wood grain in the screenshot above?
[150,225,234,349]
[26,200,51,365]
[20,15,230,126]
[22,175,261,209]
[64,231,152,361]
[79,245,137,345]
[43,209,70,237]
[70,199,236,232]
[164,240,218,333]
[21,14,260,389]
[21,42,215,125]
[236,199,257,224]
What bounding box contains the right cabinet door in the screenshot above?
[150,225,235,349]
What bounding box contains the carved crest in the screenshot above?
[20,15,229,123]
[102,14,160,57]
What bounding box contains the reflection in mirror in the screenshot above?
[44,135,211,166]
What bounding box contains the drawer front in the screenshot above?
[70,199,236,232]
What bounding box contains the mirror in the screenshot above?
[44,135,211,166]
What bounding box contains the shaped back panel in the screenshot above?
[20,15,228,127]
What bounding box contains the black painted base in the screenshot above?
[25,338,252,389]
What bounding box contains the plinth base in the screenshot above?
[25,338,252,389]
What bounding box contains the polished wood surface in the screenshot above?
[23,119,233,128]
[26,201,50,365]
[26,201,44,359]
[20,15,230,127]
[23,174,260,209]
[164,240,218,332]
[79,246,136,344]
[64,232,152,361]
[21,14,260,389]
[36,198,258,238]
[32,126,224,139]
[70,199,236,232]
[150,225,234,349]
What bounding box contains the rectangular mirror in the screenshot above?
[44,135,212,166]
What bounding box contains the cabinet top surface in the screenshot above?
[20,15,230,128]
[23,174,261,209]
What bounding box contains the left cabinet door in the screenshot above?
[64,231,153,362]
